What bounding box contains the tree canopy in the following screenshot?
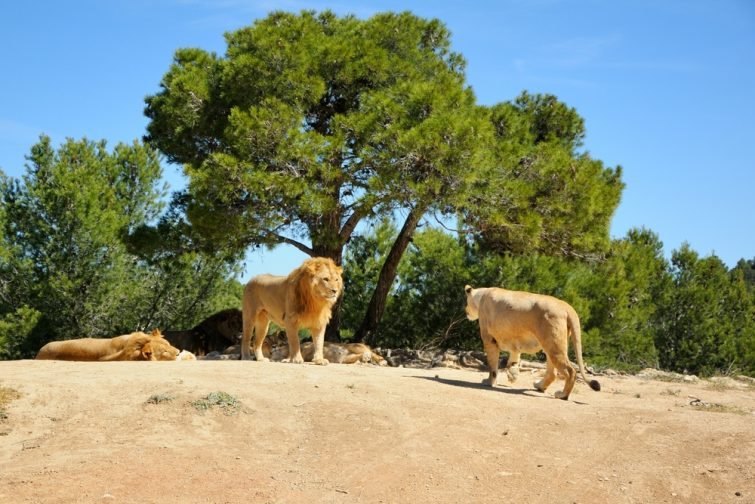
[144,10,485,259]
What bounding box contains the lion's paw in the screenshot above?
[482,377,497,387]
[534,379,546,392]
[554,390,569,400]
[506,367,520,383]
[312,358,329,366]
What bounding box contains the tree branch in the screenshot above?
[264,232,314,256]
[339,208,366,243]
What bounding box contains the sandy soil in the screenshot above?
[1,359,753,504]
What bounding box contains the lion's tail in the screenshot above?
[567,307,600,392]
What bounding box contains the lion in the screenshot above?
[464,285,600,400]
[163,308,242,356]
[267,334,387,366]
[242,257,343,365]
[36,329,180,362]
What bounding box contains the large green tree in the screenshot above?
[144,10,493,340]
[144,10,623,343]
[466,92,624,259]
[653,245,753,376]
[580,228,669,370]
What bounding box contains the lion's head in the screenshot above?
[119,330,180,361]
[464,285,480,321]
[197,308,243,343]
[289,257,343,315]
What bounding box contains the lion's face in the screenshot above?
[464,285,479,321]
[308,260,344,302]
[139,331,180,361]
[146,339,181,361]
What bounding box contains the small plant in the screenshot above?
[191,391,242,415]
[0,386,21,421]
[146,393,176,405]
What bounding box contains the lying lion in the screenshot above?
[163,308,242,356]
[464,285,600,400]
[268,339,387,366]
[36,329,180,362]
[242,257,343,365]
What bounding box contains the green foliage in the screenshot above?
[732,258,755,288]
[144,10,487,261]
[341,218,396,335]
[0,136,240,358]
[467,93,623,259]
[580,229,668,371]
[0,306,42,360]
[654,245,755,376]
[379,227,477,349]
[342,222,754,376]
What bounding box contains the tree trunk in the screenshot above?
[325,297,344,342]
[354,205,425,344]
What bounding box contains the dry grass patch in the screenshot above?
[146,393,177,405]
[0,386,21,421]
[191,391,242,415]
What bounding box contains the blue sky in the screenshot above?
[1,0,753,277]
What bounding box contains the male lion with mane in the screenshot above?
[464,285,600,400]
[36,329,180,361]
[242,257,343,364]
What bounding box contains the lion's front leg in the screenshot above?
[282,321,304,364]
[241,308,254,361]
[310,326,329,366]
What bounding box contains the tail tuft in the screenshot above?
[589,379,601,392]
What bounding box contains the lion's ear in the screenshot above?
[150,328,162,338]
[465,285,473,294]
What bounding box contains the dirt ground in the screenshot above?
[1,359,753,504]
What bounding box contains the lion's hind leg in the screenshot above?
[481,333,500,387]
[534,356,557,393]
[553,356,577,400]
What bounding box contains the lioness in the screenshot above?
[36,329,180,362]
[464,285,600,400]
[269,338,387,366]
[242,257,343,365]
